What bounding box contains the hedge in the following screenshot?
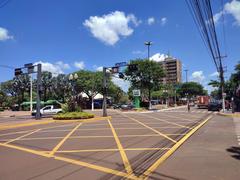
[53,112,94,120]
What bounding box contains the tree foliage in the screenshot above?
[177,82,206,97]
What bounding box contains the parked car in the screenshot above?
[112,104,122,109]
[31,105,62,117]
[208,101,222,111]
[120,104,135,110]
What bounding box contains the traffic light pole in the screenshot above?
[36,64,42,119]
[102,67,107,117]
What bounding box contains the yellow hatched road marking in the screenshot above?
[141,114,191,129]
[4,129,41,144]
[140,115,212,180]
[161,112,200,120]
[0,129,33,137]
[0,133,186,142]
[108,119,134,175]
[49,123,82,156]
[41,147,170,153]
[0,142,140,180]
[120,113,177,143]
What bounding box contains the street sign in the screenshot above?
[133,89,141,96]
[115,62,127,67]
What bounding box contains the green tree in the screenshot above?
[125,59,165,107]
[178,82,206,98]
[41,71,53,101]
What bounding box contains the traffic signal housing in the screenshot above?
[14,68,23,76]
[128,64,138,72]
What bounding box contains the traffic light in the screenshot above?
[111,66,119,74]
[128,64,138,71]
[14,68,23,76]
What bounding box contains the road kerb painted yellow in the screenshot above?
[139,115,213,180]
[218,112,240,117]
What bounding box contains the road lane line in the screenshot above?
[42,147,170,153]
[0,133,186,142]
[0,129,33,137]
[108,119,134,175]
[142,114,191,129]
[49,122,82,156]
[0,142,139,179]
[140,115,212,180]
[53,155,140,180]
[120,113,177,143]
[3,129,41,144]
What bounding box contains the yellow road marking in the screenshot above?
[140,115,212,179]
[4,129,41,144]
[49,123,82,156]
[108,119,134,175]
[0,142,139,179]
[0,129,33,137]
[120,113,177,143]
[0,142,51,157]
[53,155,140,180]
[0,133,186,142]
[141,114,191,129]
[41,147,170,153]
[160,113,200,121]
[0,120,55,131]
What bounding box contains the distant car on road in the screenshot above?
[208,100,222,111]
[31,105,62,117]
[120,104,135,110]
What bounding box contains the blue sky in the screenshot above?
[0,0,240,92]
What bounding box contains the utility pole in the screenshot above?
[145,41,153,110]
[184,69,188,82]
[30,74,33,112]
[216,55,227,112]
[36,64,42,119]
[102,67,107,117]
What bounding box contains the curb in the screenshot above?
[140,115,213,179]
[218,112,240,117]
[53,116,112,123]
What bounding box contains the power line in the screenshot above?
[0,64,15,69]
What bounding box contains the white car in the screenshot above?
[32,105,62,116]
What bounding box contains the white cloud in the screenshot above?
[74,61,85,69]
[35,61,70,76]
[0,27,13,41]
[56,61,70,69]
[93,65,103,71]
[191,71,205,83]
[213,0,240,25]
[224,0,240,26]
[150,53,168,62]
[147,17,155,25]
[111,76,130,92]
[161,17,167,26]
[210,71,219,77]
[83,11,140,45]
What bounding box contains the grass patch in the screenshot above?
[53,112,94,120]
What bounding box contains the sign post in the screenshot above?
[133,89,141,108]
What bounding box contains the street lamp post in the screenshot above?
[69,73,78,110]
[145,41,153,110]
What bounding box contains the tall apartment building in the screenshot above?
[159,56,182,84]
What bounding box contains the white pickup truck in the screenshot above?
[31,105,62,117]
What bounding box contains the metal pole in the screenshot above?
[102,67,107,117]
[36,64,41,119]
[30,74,33,112]
[185,69,188,82]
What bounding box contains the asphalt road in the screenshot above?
[0,107,213,180]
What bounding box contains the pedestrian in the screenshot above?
[187,102,190,112]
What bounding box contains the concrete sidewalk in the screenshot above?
[150,115,240,180]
